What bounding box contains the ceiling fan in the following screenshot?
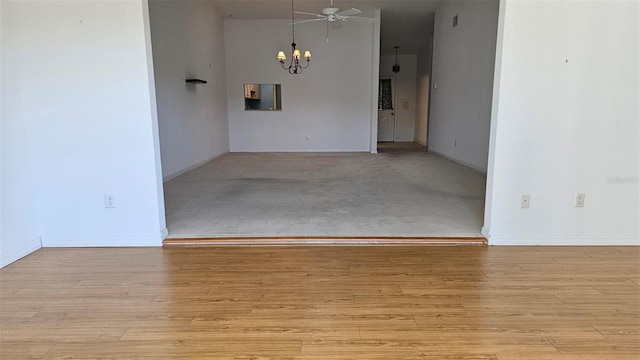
[293,0,371,31]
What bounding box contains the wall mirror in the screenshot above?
[244,84,282,111]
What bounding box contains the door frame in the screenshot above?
[369,10,382,153]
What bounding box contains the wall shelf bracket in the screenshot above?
[185,78,207,84]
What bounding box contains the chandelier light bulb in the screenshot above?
[278,0,311,74]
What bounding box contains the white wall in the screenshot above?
[225,19,378,152]
[484,0,639,245]
[0,0,166,257]
[415,38,433,146]
[429,0,499,172]
[0,0,42,266]
[380,54,417,142]
[149,0,229,180]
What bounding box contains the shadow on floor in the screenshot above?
[377,141,427,153]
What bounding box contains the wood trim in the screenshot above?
[163,236,487,246]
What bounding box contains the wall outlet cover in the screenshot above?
[104,194,116,209]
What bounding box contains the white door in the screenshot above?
[378,77,396,142]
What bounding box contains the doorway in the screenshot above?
[377,77,396,142]
[154,1,499,242]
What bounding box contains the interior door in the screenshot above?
[378,77,396,142]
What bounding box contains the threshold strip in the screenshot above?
[163,237,487,246]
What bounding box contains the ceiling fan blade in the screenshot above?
[336,8,362,17]
[292,18,325,25]
[330,20,342,30]
[294,11,325,18]
[345,16,374,22]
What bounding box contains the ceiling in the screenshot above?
[211,0,441,55]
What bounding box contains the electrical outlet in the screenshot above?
[575,193,585,208]
[521,194,530,208]
[104,194,116,209]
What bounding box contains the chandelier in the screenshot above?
[277,0,311,74]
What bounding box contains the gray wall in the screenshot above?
[428,0,499,173]
[259,84,275,110]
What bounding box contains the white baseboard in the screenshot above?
[1,237,42,268]
[480,226,490,240]
[163,152,228,182]
[488,234,640,246]
[160,227,169,239]
[41,235,163,247]
[230,149,371,153]
[429,149,487,175]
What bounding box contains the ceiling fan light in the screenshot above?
[322,7,340,15]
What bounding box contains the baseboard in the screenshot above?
[163,152,228,182]
[414,139,427,146]
[1,237,42,268]
[429,149,487,175]
[229,149,371,153]
[41,235,163,247]
[480,226,490,240]
[488,234,640,246]
[160,227,169,239]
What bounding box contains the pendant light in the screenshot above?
[392,46,400,74]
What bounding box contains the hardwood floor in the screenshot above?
[1,246,638,359]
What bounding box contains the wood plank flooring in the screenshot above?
[1,246,638,359]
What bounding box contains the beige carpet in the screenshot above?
[163,148,486,238]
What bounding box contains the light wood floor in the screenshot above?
[1,246,638,359]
